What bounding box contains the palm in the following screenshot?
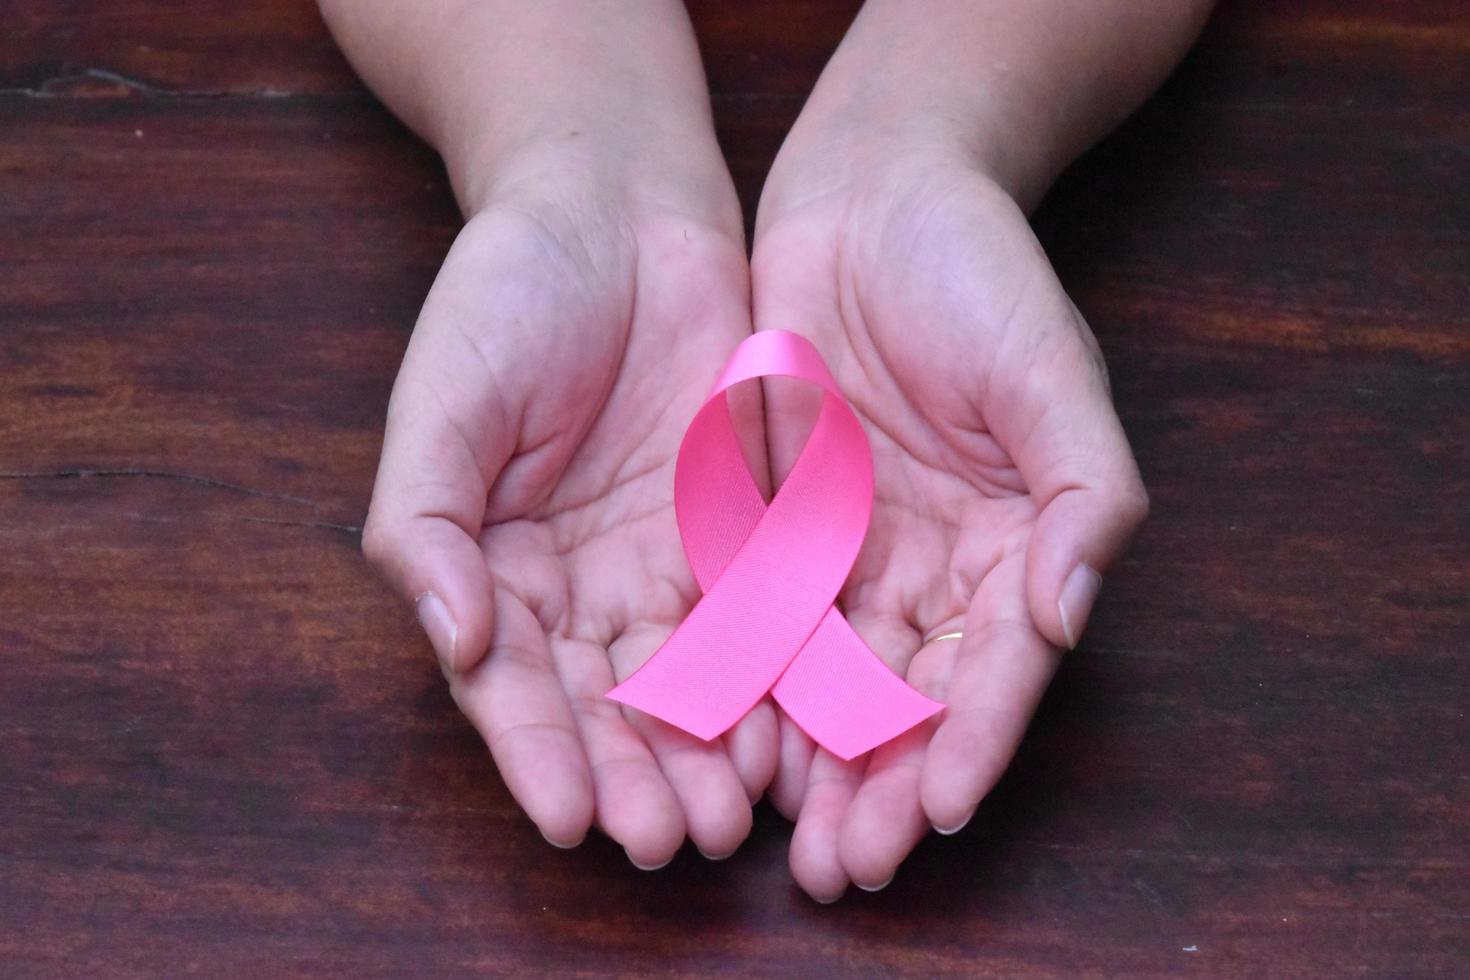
[370,202,774,866]
[753,168,1133,897]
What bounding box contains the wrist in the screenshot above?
[453,125,743,246]
[401,0,736,234]
[759,0,1214,228]
[755,110,1012,249]
[755,92,1028,246]
[756,1,1088,231]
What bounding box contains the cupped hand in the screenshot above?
[752,151,1149,900]
[362,170,777,868]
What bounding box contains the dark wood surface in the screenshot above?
[2,2,1467,976]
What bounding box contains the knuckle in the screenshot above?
[359,518,395,567]
[1116,479,1151,529]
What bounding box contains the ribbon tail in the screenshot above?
[607,674,749,744]
[771,608,945,761]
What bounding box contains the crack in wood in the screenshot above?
[0,67,327,100]
[0,467,329,509]
[239,516,362,537]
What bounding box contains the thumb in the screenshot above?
[362,364,511,674]
[991,304,1149,651]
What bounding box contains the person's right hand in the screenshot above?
[361,156,777,869]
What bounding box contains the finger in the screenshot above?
[362,312,518,675]
[837,620,951,891]
[723,698,780,804]
[550,635,686,869]
[610,625,754,862]
[987,297,1148,650]
[449,589,594,848]
[789,749,865,903]
[920,551,1061,834]
[625,710,753,861]
[836,725,931,892]
[769,711,816,821]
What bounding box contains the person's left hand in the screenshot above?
[750,143,1150,901]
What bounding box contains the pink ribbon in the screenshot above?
[607,330,943,760]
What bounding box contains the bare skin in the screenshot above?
[320,0,1213,897]
[752,0,1212,900]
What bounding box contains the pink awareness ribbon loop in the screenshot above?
[607,330,943,760]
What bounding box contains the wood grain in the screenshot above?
[1,1,1466,977]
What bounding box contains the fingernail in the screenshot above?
[1057,564,1102,650]
[697,846,738,861]
[627,850,673,872]
[857,874,894,893]
[812,890,845,905]
[934,807,976,836]
[415,592,458,672]
[541,829,585,850]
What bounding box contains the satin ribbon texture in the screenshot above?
[607,330,943,760]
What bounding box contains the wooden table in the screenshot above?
[3,2,1466,976]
